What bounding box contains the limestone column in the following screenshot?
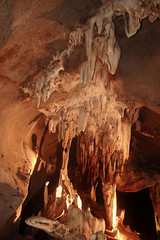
[103,183,118,234]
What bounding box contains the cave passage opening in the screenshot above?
[117,188,158,240]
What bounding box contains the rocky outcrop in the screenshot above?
[0,0,160,239]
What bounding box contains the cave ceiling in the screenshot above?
[1,0,160,238]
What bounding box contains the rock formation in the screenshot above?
[0,0,160,239]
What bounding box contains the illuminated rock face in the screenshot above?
[0,0,160,238]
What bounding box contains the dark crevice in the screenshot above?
[31,133,38,152]
[68,136,78,170]
[39,123,49,158]
[47,140,63,194]
[130,106,160,175]
[95,177,104,205]
[68,136,78,187]
[19,186,45,235]
[117,188,158,240]
[29,113,44,125]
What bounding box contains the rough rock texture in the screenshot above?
[25,205,105,240]
[0,0,160,239]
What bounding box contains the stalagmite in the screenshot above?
[103,183,118,233]
[44,181,49,209]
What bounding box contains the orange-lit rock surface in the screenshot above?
[0,0,160,239]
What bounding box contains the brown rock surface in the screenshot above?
[0,0,160,239]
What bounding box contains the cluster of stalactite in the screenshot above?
[21,0,160,106]
[20,1,160,239]
[20,103,143,240]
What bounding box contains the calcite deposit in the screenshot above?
[1,0,160,239]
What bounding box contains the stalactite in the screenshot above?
[84,17,96,83]
[95,15,103,35]
[108,41,121,75]
[69,27,84,46]
[21,0,160,102]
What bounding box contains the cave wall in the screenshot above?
[0,0,160,237]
